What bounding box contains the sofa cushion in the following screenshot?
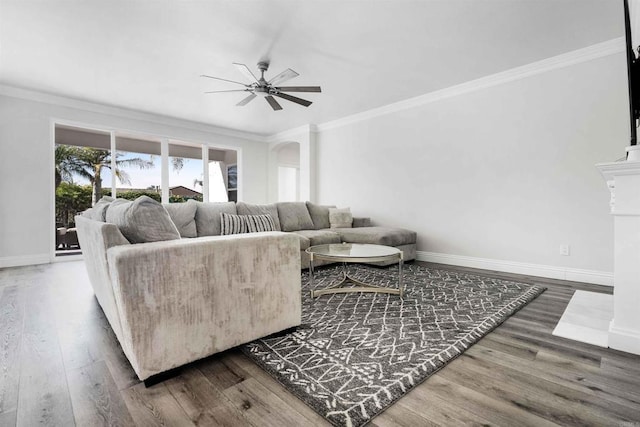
[291,229,341,247]
[83,196,114,221]
[276,202,315,232]
[352,217,371,228]
[105,196,180,244]
[220,213,276,235]
[289,233,311,251]
[330,226,417,247]
[163,200,197,238]
[194,201,237,236]
[329,207,353,228]
[236,202,282,231]
[306,202,336,230]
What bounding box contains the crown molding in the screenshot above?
[316,37,625,133]
[266,123,318,143]
[0,84,269,142]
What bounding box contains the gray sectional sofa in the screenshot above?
[252,201,417,268]
[75,196,416,381]
[166,199,417,268]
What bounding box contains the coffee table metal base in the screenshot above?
[308,251,404,299]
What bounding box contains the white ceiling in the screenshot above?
[0,0,623,136]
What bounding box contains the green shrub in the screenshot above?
[114,190,161,202]
[56,182,92,227]
[169,195,203,203]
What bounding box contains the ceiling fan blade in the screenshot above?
[204,89,250,94]
[236,93,257,106]
[200,74,249,86]
[233,63,259,83]
[275,86,322,93]
[268,68,299,86]
[273,92,312,107]
[265,95,283,111]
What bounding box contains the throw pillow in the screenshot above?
[163,199,197,238]
[236,202,282,231]
[105,196,180,243]
[276,202,315,232]
[220,213,276,235]
[306,201,336,230]
[193,201,237,236]
[329,207,353,229]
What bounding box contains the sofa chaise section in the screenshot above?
[271,201,417,268]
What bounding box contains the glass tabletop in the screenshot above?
[306,243,400,258]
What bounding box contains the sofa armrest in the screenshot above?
[106,231,301,380]
[352,217,371,227]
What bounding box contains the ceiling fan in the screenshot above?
[201,61,321,111]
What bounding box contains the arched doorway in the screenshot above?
[275,142,300,201]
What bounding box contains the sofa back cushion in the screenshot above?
[194,201,237,236]
[276,202,315,232]
[163,199,197,238]
[220,213,276,235]
[105,196,180,243]
[236,202,282,231]
[83,196,114,222]
[306,202,336,230]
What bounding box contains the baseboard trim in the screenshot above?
[0,254,50,269]
[609,321,640,355]
[416,251,613,286]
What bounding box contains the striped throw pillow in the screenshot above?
[220,213,276,235]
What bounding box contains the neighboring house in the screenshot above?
[169,186,202,198]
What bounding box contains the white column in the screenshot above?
[202,145,209,202]
[298,125,317,202]
[597,152,640,355]
[110,131,117,197]
[161,139,169,203]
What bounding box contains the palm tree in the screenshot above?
[171,157,184,172]
[55,145,85,188]
[55,146,154,205]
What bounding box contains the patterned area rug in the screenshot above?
[242,263,545,427]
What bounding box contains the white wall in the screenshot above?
[0,94,268,267]
[316,53,629,278]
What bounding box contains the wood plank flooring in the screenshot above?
[0,260,639,426]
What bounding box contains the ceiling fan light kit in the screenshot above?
[201,61,321,111]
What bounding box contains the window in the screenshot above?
[53,123,239,256]
[208,161,228,202]
[114,136,161,201]
[169,142,203,203]
[54,125,113,256]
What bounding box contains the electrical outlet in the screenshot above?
[560,244,570,256]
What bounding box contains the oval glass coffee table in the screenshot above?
[306,243,404,298]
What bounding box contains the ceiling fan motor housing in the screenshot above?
[256,61,271,93]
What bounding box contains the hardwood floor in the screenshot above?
[0,260,639,426]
